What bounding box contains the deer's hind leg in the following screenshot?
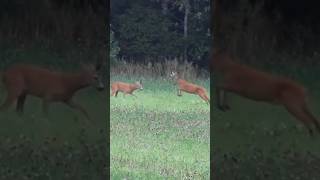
[198,90,210,105]
[200,95,210,105]
[66,100,93,124]
[280,91,319,136]
[216,86,230,111]
[130,93,138,98]
[0,86,22,111]
[284,103,315,136]
[0,78,25,111]
[111,89,118,97]
[0,94,17,111]
[302,105,320,134]
[222,90,230,110]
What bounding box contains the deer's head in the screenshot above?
[169,71,179,80]
[135,80,143,90]
[81,63,105,91]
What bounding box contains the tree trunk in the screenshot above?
[213,0,223,49]
[161,0,169,14]
[183,0,190,61]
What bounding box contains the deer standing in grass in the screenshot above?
[212,49,320,136]
[170,71,210,104]
[111,80,143,97]
[0,63,105,123]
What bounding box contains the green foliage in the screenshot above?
[118,4,181,59]
[110,29,120,66]
[111,0,210,62]
[0,0,106,50]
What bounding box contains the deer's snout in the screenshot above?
[96,81,105,91]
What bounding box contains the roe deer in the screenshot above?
[0,63,105,123]
[211,49,320,136]
[111,80,143,98]
[170,71,210,104]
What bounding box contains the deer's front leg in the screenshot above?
[221,89,230,110]
[66,100,93,125]
[216,86,230,111]
[16,93,27,114]
[130,93,138,98]
[177,89,182,96]
[215,86,224,111]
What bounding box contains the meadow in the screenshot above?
[0,47,108,179]
[212,64,320,179]
[110,61,210,179]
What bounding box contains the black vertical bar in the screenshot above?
[106,0,110,178]
[210,0,214,179]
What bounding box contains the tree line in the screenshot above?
[111,0,210,67]
[0,0,106,50]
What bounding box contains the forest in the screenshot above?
[111,0,210,68]
[0,0,107,68]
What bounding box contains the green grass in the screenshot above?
[110,75,210,179]
[0,87,107,142]
[213,84,320,179]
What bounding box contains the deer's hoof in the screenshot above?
[217,106,226,112]
[224,105,231,111]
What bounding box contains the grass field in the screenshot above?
[110,75,210,179]
[0,71,107,179]
[212,79,320,179]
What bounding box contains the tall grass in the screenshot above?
[111,59,209,81]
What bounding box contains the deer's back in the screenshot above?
[177,79,204,93]
[224,62,306,102]
[3,64,67,97]
[111,82,135,93]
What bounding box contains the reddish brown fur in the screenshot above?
[171,72,210,104]
[111,81,143,97]
[212,50,320,135]
[0,63,104,122]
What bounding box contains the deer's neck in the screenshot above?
[211,50,234,73]
[66,72,91,93]
[174,76,185,85]
[131,84,139,90]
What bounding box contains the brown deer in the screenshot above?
[170,71,210,104]
[0,63,105,123]
[111,80,143,98]
[211,49,320,135]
